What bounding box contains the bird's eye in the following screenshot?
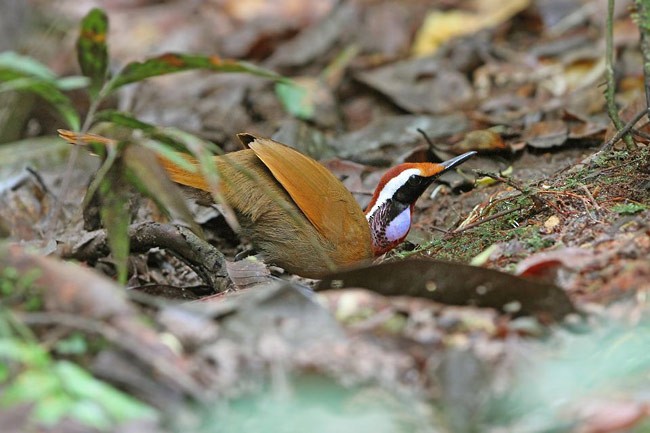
[407,175,422,186]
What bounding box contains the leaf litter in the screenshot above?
[1,0,650,431]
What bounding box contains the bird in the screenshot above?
[59,130,476,278]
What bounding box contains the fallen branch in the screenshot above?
[59,221,231,292]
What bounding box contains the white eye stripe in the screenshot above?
[366,168,420,219]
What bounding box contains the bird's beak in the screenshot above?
[440,151,477,172]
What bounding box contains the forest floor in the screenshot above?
[1,0,650,432]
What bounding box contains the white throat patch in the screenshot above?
[366,168,420,220]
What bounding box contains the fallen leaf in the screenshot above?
[226,257,273,289]
[515,247,594,278]
[332,113,468,163]
[451,129,507,153]
[412,0,530,56]
[318,258,576,321]
[356,57,473,114]
[523,120,569,148]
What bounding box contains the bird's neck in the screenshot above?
[365,201,413,255]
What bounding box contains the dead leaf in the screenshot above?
[317,258,576,321]
[226,257,273,289]
[268,3,358,68]
[515,247,594,280]
[523,120,569,148]
[412,0,531,56]
[332,114,469,163]
[356,57,474,114]
[451,129,507,153]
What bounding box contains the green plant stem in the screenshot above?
[636,0,650,108]
[46,87,106,231]
[603,0,635,151]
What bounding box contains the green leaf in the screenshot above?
[55,76,91,91]
[76,8,109,100]
[1,369,60,404]
[0,76,80,131]
[0,339,50,368]
[139,138,198,172]
[55,361,155,423]
[82,142,118,210]
[54,333,88,356]
[108,52,286,93]
[611,202,647,215]
[99,161,131,284]
[123,144,203,237]
[0,51,57,80]
[94,109,156,132]
[95,109,193,152]
[275,81,315,120]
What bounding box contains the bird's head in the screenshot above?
[364,151,476,255]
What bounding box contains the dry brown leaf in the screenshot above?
[412,0,530,56]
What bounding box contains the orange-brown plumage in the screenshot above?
[59,130,475,278]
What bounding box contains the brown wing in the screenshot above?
[245,135,373,262]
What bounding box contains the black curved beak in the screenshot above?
[440,151,477,172]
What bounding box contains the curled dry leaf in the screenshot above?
[515,247,595,278]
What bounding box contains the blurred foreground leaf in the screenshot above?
[0,52,87,130]
[76,8,109,100]
[275,81,315,119]
[109,53,285,92]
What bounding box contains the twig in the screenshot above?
[580,185,602,210]
[474,170,528,193]
[473,169,550,210]
[452,205,527,234]
[603,0,635,150]
[600,108,649,151]
[416,127,443,153]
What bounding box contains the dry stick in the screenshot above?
[580,184,602,210]
[600,107,649,151]
[61,221,231,291]
[474,169,550,210]
[452,205,527,234]
[603,0,635,150]
[450,170,538,234]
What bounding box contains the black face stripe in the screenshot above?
[393,175,435,204]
